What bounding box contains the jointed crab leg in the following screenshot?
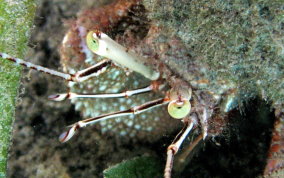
[48,82,163,101]
[59,98,170,142]
[70,59,112,82]
[164,118,194,178]
[0,52,112,82]
[174,134,203,173]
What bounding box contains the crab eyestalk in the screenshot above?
[86,30,160,81]
[167,86,192,119]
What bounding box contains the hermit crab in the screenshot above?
[3,0,283,177]
[1,29,214,177]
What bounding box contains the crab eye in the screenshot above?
[86,31,99,52]
[167,100,191,119]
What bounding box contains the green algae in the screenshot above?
[0,0,36,177]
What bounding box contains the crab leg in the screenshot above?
[164,118,194,178]
[0,52,111,82]
[70,59,112,82]
[59,98,170,142]
[174,134,203,173]
[48,81,164,101]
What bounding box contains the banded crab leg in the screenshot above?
[48,81,163,101]
[164,118,195,178]
[0,52,112,82]
[59,97,170,142]
[1,30,160,84]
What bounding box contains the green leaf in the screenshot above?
[0,0,36,177]
[103,156,163,178]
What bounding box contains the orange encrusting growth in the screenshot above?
[264,106,284,175]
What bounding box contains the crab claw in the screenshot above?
[59,124,78,142]
[48,93,69,101]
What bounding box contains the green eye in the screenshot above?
[86,31,99,52]
[168,100,191,119]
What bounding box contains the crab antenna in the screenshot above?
[59,98,169,142]
[49,81,164,101]
[164,118,194,178]
[0,52,112,82]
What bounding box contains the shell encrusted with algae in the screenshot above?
[143,0,284,106]
[143,0,284,175]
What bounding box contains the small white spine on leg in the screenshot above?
[202,108,208,140]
